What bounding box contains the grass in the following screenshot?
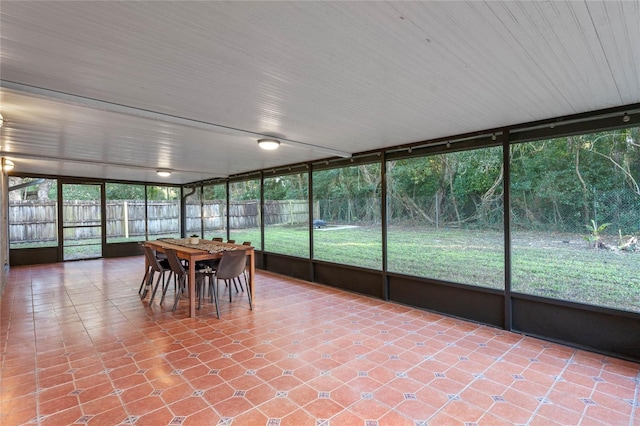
[11,225,640,312]
[510,241,640,310]
[230,225,640,312]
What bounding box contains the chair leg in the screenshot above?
[139,265,150,295]
[213,278,220,319]
[141,270,154,299]
[148,272,164,305]
[208,275,214,303]
[160,271,174,305]
[245,274,252,311]
[172,276,185,312]
[197,275,204,310]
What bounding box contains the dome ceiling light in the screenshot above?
[257,138,280,150]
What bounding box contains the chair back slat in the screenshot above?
[216,250,247,280]
[164,248,186,276]
[143,245,165,273]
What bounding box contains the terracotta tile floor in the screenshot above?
[1,257,639,425]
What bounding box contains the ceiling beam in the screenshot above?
[0,80,352,158]
[0,150,226,178]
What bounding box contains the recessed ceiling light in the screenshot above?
[258,138,280,150]
[157,169,172,177]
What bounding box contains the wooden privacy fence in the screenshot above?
[263,200,309,225]
[9,200,58,243]
[10,199,310,243]
[186,200,310,233]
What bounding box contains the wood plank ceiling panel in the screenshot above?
[0,1,638,183]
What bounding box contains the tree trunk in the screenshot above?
[571,137,590,225]
[444,157,461,227]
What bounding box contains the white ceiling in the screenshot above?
[1,1,639,185]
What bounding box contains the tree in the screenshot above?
[8,177,56,201]
[313,164,381,223]
[105,183,144,200]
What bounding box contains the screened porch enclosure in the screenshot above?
[7,109,640,362]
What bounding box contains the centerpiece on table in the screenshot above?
[189,234,200,244]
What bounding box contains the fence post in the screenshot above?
[123,200,129,238]
[257,201,261,228]
[289,200,293,226]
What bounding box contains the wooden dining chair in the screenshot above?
[162,248,189,312]
[239,241,252,291]
[138,242,152,296]
[214,250,252,315]
[226,241,251,293]
[196,265,219,318]
[164,248,218,314]
[141,245,171,305]
[195,236,223,270]
[138,242,170,296]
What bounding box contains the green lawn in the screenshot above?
[11,225,640,312]
[230,225,640,312]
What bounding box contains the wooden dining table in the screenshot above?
[144,238,255,318]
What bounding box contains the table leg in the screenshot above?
[189,257,196,318]
[249,249,255,301]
